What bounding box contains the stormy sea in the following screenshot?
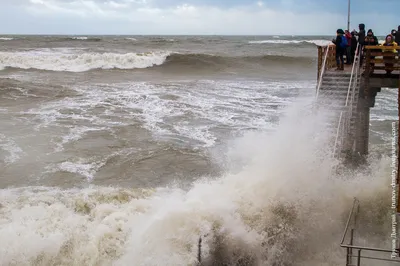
[0,35,397,266]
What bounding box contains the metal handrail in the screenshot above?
[340,198,400,265]
[344,43,361,150]
[315,45,330,100]
[332,43,361,158]
[345,42,360,107]
[340,198,360,245]
[333,112,344,158]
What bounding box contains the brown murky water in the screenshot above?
[0,35,397,266]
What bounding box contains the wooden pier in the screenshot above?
[317,45,400,158]
[316,44,400,265]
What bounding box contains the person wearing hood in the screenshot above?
[354,23,366,51]
[363,29,378,46]
[332,29,346,70]
[391,29,397,38]
[344,30,352,64]
[361,29,378,67]
[395,25,400,53]
[350,31,357,63]
[381,34,398,74]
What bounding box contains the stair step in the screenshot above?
[319,85,359,90]
[321,80,360,85]
[316,102,358,108]
[319,91,353,95]
[322,77,360,82]
[318,96,359,101]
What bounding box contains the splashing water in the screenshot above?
[0,99,392,266]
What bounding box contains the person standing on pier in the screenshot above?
[381,34,398,74]
[395,26,400,54]
[353,24,366,51]
[345,30,352,65]
[363,29,378,46]
[395,26,400,43]
[362,29,379,69]
[332,29,346,70]
[350,31,357,63]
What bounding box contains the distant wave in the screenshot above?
[69,36,102,41]
[0,37,13,41]
[163,53,313,69]
[43,36,103,42]
[248,40,331,46]
[0,50,314,72]
[71,36,88,40]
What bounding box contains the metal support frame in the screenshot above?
[341,198,400,265]
[333,43,361,159]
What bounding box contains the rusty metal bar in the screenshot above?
[341,198,359,245]
[341,244,394,253]
[347,254,400,263]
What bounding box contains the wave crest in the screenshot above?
[249,40,331,46]
[0,50,314,72]
[0,51,171,72]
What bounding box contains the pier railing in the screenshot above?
[364,45,400,77]
[333,42,361,159]
[341,198,400,265]
[317,45,400,77]
[317,44,337,79]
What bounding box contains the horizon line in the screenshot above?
[0,33,334,36]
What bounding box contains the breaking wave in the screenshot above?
[0,50,314,72]
[0,102,393,265]
[248,39,331,46]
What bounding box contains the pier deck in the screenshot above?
[316,43,400,265]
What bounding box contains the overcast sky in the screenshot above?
[0,0,398,35]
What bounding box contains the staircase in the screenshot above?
[315,44,362,158]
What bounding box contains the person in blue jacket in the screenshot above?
[332,29,346,70]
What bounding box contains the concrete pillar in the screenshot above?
[354,97,370,157]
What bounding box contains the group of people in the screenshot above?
[332,24,400,72]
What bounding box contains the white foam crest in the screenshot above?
[0,101,392,265]
[249,39,331,46]
[71,36,88,40]
[24,80,306,149]
[0,37,13,41]
[54,126,109,152]
[0,51,171,72]
[0,134,24,164]
[45,159,105,182]
[125,37,137,41]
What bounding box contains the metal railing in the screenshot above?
[341,198,400,265]
[333,43,361,158]
[316,45,330,100]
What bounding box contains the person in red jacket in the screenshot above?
[344,30,352,64]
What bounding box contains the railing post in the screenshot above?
[357,249,362,266]
[397,71,400,256]
[318,46,322,82]
[364,48,371,76]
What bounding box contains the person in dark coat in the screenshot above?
[395,25,400,54]
[350,31,357,63]
[332,29,345,70]
[354,23,366,56]
[362,29,379,68]
[363,29,379,46]
[344,30,352,64]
